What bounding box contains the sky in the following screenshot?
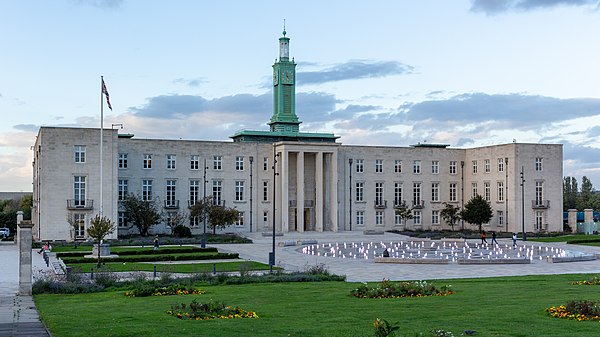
[2,0,600,192]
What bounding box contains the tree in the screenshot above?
[440,202,461,231]
[19,195,32,219]
[66,213,84,246]
[563,176,578,211]
[121,193,162,236]
[86,214,116,267]
[394,207,413,229]
[190,196,240,234]
[461,195,493,232]
[577,176,595,210]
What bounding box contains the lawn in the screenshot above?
[71,261,272,273]
[35,274,600,337]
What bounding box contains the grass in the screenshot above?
[70,261,272,273]
[528,234,595,243]
[35,274,600,337]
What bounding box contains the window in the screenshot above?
[142,180,153,201]
[484,182,491,201]
[355,182,364,202]
[484,159,490,173]
[375,211,384,226]
[190,155,199,170]
[498,158,505,172]
[213,155,222,170]
[236,156,244,171]
[263,181,269,201]
[449,161,457,175]
[190,215,199,227]
[189,180,199,207]
[118,211,127,228]
[431,161,439,174]
[413,160,421,174]
[263,157,268,171]
[432,210,440,225]
[263,211,269,226]
[394,160,402,173]
[143,154,152,169]
[74,213,85,238]
[497,181,504,202]
[497,210,504,226]
[395,212,402,226]
[74,176,86,206]
[413,210,421,225]
[413,182,421,206]
[118,179,128,201]
[235,181,244,201]
[535,211,544,230]
[472,160,478,174]
[431,182,439,202]
[235,212,245,228]
[375,182,384,206]
[375,159,383,173]
[74,145,86,163]
[471,182,478,198]
[449,183,457,202]
[394,183,403,206]
[535,181,544,205]
[212,180,222,204]
[355,159,364,173]
[166,180,176,207]
[535,157,543,171]
[356,211,365,226]
[118,153,128,169]
[166,154,176,170]
[166,211,178,228]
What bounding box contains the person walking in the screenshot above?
[153,236,159,251]
[512,233,518,247]
[480,231,488,245]
[491,231,499,245]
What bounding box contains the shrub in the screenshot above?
[172,225,192,238]
[373,318,399,337]
[546,300,600,321]
[351,279,453,299]
[166,299,258,320]
[62,252,238,264]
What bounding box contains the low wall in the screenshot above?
[374,257,449,264]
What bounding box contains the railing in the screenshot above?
[66,199,93,210]
[531,200,550,209]
[412,200,425,209]
[374,200,387,209]
[393,200,407,209]
[164,200,180,209]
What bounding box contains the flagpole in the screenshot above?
[100,76,104,217]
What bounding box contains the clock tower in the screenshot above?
[268,28,300,133]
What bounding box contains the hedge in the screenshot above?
[56,247,218,258]
[62,252,239,264]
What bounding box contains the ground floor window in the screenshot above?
[356,211,364,226]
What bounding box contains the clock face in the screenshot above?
[282,70,294,84]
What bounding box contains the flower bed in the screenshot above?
[546,300,600,321]
[571,275,600,285]
[125,285,205,297]
[167,299,258,320]
[351,279,453,299]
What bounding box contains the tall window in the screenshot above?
[432,210,440,225]
[375,159,383,173]
[484,159,490,173]
[118,179,128,201]
[118,212,127,228]
[263,157,268,171]
[190,215,199,227]
[235,212,245,227]
[394,160,402,173]
[449,161,457,174]
[375,211,384,226]
[471,182,478,198]
[190,155,199,170]
[431,161,439,174]
[74,145,86,163]
[497,210,504,226]
[166,180,176,206]
[413,210,421,225]
[375,182,384,206]
[498,158,504,172]
[535,211,544,230]
[118,153,128,169]
[449,183,457,202]
[74,213,86,238]
[166,211,178,227]
[535,181,544,204]
[355,182,364,202]
[413,182,421,206]
[189,180,199,207]
[142,180,153,201]
[472,160,478,174]
[166,154,176,170]
[74,176,86,206]
[143,154,152,169]
[497,181,504,202]
[356,211,365,226]
[263,181,269,201]
[235,181,244,201]
[394,183,403,206]
[212,180,222,204]
[431,182,439,202]
[535,157,543,171]
[263,211,269,226]
[236,156,244,171]
[484,182,490,201]
[213,155,222,170]
[355,159,364,173]
[395,212,402,226]
[413,160,421,174]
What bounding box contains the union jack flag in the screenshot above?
[102,79,112,110]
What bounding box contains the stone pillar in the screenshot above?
[584,209,593,223]
[18,220,34,295]
[315,152,324,232]
[568,209,578,233]
[17,211,23,245]
[329,152,338,232]
[297,151,305,233]
[281,150,289,233]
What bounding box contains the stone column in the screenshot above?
[315,152,324,232]
[17,211,23,246]
[584,209,593,223]
[281,150,289,233]
[568,209,578,233]
[296,151,305,232]
[329,152,338,232]
[18,220,34,296]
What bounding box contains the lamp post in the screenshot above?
[520,166,526,241]
[460,161,465,231]
[348,158,353,231]
[202,159,208,248]
[505,157,508,233]
[249,156,254,232]
[270,146,279,273]
[111,123,123,228]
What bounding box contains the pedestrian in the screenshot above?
[512,233,518,247]
[383,248,390,257]
[153,236,159,251]
[38,242,49,254]
[491,231,498,245]
[480,231,488,244]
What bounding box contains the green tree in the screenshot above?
[440,202,461,231]
[461,195,493,232]
[121,193,162,236]
[19,195,33,219]
[86,214,116,267]
[190,196,240,234]
[563,176,578,210]
[394,207,413,228]
[577,176,595,210]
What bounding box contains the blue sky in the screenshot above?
[2,0,600,191]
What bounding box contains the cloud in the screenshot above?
[297,60,413,85]
[71,0,124,8]
[13,124,39,132]
[172,77,207,87]
[470,0,599,15]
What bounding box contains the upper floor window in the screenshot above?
[497,181,504,202]
[263,157,269,171]
[142,179,153,201]
[484,182,491,201]
[355,159,364,173]
[375,159,383,173]
[143,154,152,169]
[263,181,269,201]
[535,157,543,171]
[118,179,128,201]
[166,154,176,170]
[413,160,421,174]
[190,155,199,170]
[472,160,478,174]
[236,156,244,171]
[449,161,457,175]
[235,181,245,201]
[74,145,86,163]
[431,161,439,174]
[355,182,364,202]
[449,183,457,202]
[431,182,439,202]
[213,155,222,170]
[498,158,505,172]
[472,182,478,198]
[394,160,402,173]
[118,153,128,169]
[484,159,490,173]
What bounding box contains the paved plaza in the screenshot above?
[1,232,600,336]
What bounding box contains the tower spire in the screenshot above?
[283,19,286,36]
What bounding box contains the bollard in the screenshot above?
[213,263,216,275]
[153,264,157,278]
[91,267,94,280]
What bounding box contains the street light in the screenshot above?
[460,161,465,231]
[249,156,254,232]
[348,158,353,231]
[520,166,526,241]
[202,159,208,248]
[505,157,508,233]
[270,146,279,273]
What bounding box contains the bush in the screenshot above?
[351,279,453,299]
[172,225,192,238]
[62,252,238,264]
